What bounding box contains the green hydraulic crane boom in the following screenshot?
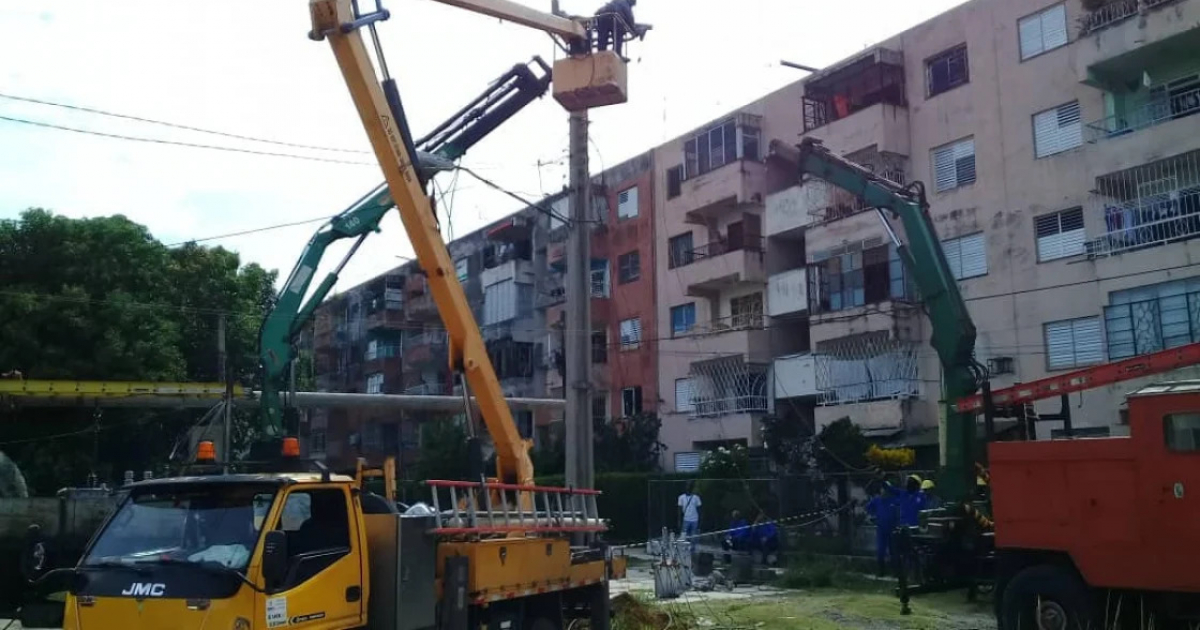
[770,137,984,502]
[257,57,552,441]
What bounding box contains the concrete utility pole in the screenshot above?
[564,109,593,491]
[218,314,232,472]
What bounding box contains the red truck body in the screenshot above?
[988,381,1200,594]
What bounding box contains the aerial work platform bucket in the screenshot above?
[552,50,628,111]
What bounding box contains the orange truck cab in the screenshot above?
[989,381,1200,628]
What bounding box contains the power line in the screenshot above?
[0,92,370,154]
[167,215,336,247]
[456,165,573,226]
[0,114,376,166]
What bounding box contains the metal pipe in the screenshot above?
[3,391,566,411]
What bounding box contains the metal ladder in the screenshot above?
[426,479,607,538]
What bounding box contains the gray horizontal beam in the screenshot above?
[3,391,566,411]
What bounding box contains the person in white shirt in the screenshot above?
[677,482,701,552]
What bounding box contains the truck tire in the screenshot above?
[999,565,1093,630]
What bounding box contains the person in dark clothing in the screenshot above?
[721,510,750,552]
[749,512,779,566]
[594,0,636,57]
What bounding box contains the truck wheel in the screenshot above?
[999,565,1093,630]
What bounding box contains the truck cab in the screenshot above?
[990,380,1200,627]
[38,471,374,630]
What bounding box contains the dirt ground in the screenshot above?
[613,563,996,630]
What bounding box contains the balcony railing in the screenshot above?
[813,337,920,406]
[674,312,764,338]
[675,236,765,269]
[687,357,770,418]
[404,383,442,395]
[1087,189,1200,257]
[1086,86,1200,143]
[1078,0,1178,35]
[1086,151,1200,258]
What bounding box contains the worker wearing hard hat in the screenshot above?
[921,479,942,510]
[883,474,929,527]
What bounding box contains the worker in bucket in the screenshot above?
[594,0,636,58]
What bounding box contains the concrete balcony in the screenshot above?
[1078,0,1200,85]
[675,241,766,298]
[682,412,763,446]
[773,353,818,400]
[406,293,440,322]
[802,101,910,158]
[814,398,934,434]
[676,315,771,362]
[366,307,406,331]
[669,159,770,225]
[481,258,535,287]
[765,185,818,239]
[1085,86,1200,145]
[767,267,809,317]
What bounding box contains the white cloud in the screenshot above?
[0,0,966,293]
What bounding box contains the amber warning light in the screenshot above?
[282,437,300,458]
[196,440,216,463]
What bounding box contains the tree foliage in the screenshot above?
[593,413,664,473]
[814,417,870,473]
[412,420,471,481]
[0,209,277,493]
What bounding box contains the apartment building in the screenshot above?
[652,98,806,470]
[544,152,658,435]
[309,151,658,466]
[763,0,1200,452]
[309,205,549,469]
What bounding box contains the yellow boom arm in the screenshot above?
[310,0,533,485]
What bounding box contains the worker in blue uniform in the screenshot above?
[866,484,898,576]
[887,473,928,527]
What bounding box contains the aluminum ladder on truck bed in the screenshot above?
[426,479,607,538]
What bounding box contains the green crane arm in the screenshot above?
[770,137,982,502]
[256,57,553,442]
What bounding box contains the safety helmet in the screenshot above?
[976,476,988,486]
[921,479,935,491]
[907,474,923,484]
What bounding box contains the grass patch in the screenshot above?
[775,554,881,592]
[674,592,993,630]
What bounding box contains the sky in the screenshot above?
[0,0,967,293]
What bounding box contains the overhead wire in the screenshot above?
[0,114,377,166]
[0,91,371,154]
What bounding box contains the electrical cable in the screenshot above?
[0,91,370,154]
[0,114,376,166]
[456,165,573,226]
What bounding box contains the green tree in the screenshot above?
[593,412,664,473]
[814,417,869,473]
[413,420,471,481]
[0,209,277,493]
